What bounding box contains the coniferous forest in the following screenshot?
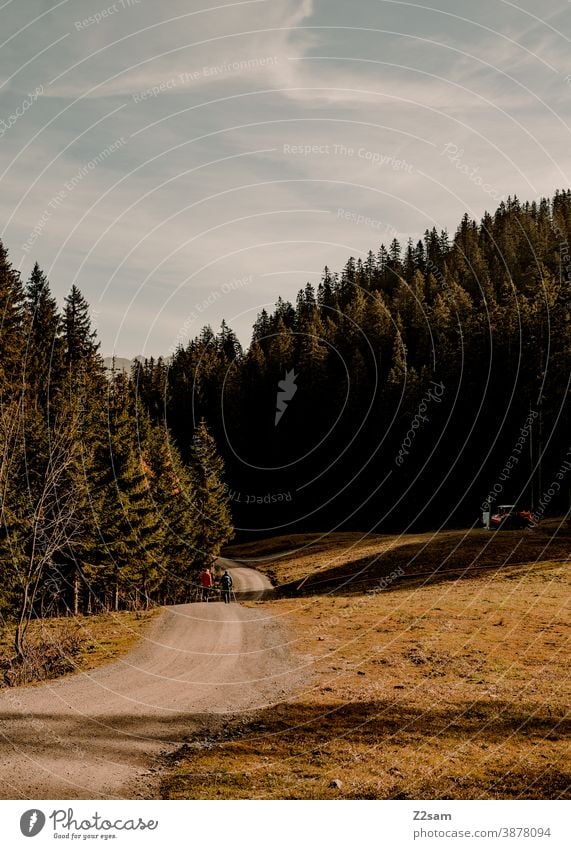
[135,191,571,537]
[0,251,232,656]
[1,190,570,651]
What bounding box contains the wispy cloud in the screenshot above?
[0,0,568,356]
[43,0,315,99]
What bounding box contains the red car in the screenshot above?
[490,505,534,529]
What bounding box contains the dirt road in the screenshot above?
[0,564,298,800]
[216,558,273,600]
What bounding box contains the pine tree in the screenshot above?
[362,291,393,375]
[145,424,198,602]
[188,419,233,570]
[92,375,164,609]
[388,238,402,270]
[217,319,242,361]
[63,285,100,367]
[252,309,271,345]
[268,317,295,372]
[23,263,63,410]
[387,324,407,390]
[0,240,25,397]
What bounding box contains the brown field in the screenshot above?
[225,520,571,593]
[163,522,570,800]
[0,609,158,687]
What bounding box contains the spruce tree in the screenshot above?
[23,263,63,410]
[145,424,198,602]
[93,375,164,609]
[0,240,25,397]
[217,319,242,361]
[63,285,100,367]
[188,419,233,570]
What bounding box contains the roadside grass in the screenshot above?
[0,609,159,687]
[163,544,570,800]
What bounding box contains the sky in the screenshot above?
[0,0,569,356]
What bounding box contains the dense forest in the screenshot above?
[0,254,232,655]
[134,191,571,537]
[1,190,570,652]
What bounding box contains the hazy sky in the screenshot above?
[0,0,569,355]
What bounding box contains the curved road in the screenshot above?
[0,564,296,800]
[217,558,273,600]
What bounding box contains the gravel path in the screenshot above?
[0,564,298,799]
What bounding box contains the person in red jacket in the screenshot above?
[200,567,213,601]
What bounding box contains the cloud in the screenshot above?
[1,0,568,356]
[44,0,316,100]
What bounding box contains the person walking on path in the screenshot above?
[200,567,213,601]
[221,570,233,604]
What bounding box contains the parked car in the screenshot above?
[490,504,534,529]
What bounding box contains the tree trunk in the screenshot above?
[14,585,30,659]
[73,567,80,616]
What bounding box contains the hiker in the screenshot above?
[221,569,233,604]
[200,567,213,601]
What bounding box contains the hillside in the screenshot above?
[224,520,571,594]
[164,529,570,800]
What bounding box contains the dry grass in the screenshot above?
[165,527,570,800]
[0,609,159,687]
[225,519,571,594]
[225,531,390,586]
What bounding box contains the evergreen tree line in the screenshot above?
[134,192,571,536]
[0,250,232,656]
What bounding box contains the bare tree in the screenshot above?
[0,397,24,626]
[0,397,23,519]
[9,407,82,658]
